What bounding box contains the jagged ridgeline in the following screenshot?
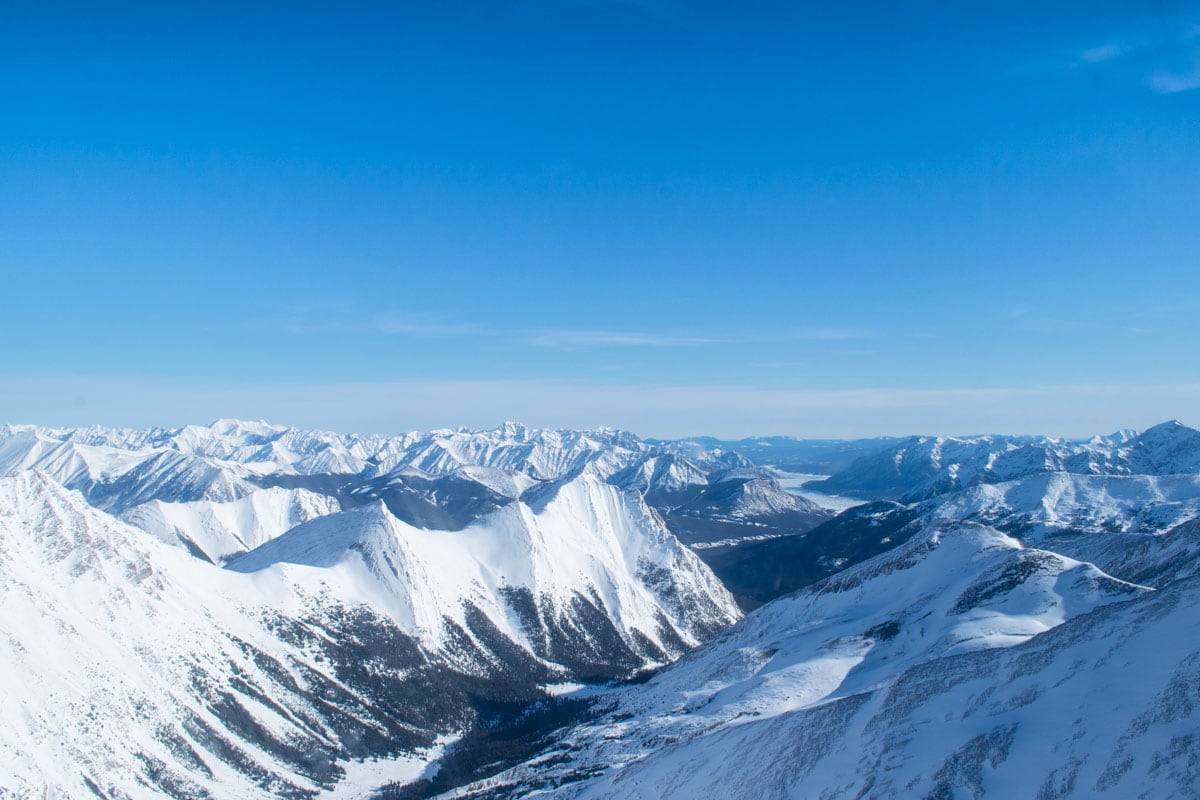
[2,418,1199,799]
[0,420,821,798]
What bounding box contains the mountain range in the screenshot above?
[1,418,1198,798]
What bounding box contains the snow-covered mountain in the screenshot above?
[0,423,745,798]
[926,471,1200,540]
[225,469,738,673]
[660,434,902,474]
[388,420,1200,799]
[0,472,455,799]
[433,518,1199,800]
[810,420,1200,501]
[785,468,1200,603]
[5,417,1198,799]
[0,420,648,483]
[119,486,343,563]
[707,422,1200,608]
[612,455,828,549]
[0,425,261,511]
[0,420,830,552]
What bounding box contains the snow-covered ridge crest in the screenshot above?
[0,421,755,798]
[0,471,442,798]
[227,469,739,661]
[0,466,738,798]
[812,419,1200,501]
[1,419,826,560]
[1,418,654,479]
[119,486,342,564]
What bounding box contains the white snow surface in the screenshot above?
[926,471,1200,541]
[0,420,651,483]
[226,470,738,655]
[814,420,1200,501]
[768,469,865,512]
[6,418,1198,799]
[0,472,389,798]
[0,466,739,798]
[439,522,1174,800]
[119,487,343,563]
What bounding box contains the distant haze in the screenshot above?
[2,374,1195,440]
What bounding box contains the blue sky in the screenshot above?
[2,1,1198,437]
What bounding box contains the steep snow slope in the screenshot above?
[460,579,1200,800]
[0,473,449,799]
[0,463,740,799]
[388,424,648,481]
[436,522,1166,800]
[227,470,739,674]
[812,435,1043,499]
[1122,419,1200,474]
[120,487,343,563]
[710,467,1200,610]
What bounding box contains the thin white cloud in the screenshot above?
[526,329,731,347]
[775,328,869,342]
[1069,16,1200,93]
[1149,63,1200,93]
[525,327,869,348]
[1078,43,1128,64]
[261,310,485,337]
[370,313,483,337]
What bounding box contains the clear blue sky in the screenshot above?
[2,1,1198,437]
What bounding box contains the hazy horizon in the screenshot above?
[3,374,1195,441]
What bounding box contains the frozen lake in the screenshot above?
[769,469,865,513]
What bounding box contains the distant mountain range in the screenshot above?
[2,418,1198,798]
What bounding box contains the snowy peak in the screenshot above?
[1,420,831,555]
[227,472,740,664]
[0,466,739,798]
[0,472,465,798]
[1121,419,1200,475]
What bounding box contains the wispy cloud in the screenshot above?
[1149,62,1200,93]
[1009,307,1090,334]
[525,327,870,348]
[370,312,484,337]
[526,329,730,347]
[255,307,486,338]
[1078,43,1129,64]
[774,328,868,342]
[256,307,870,348]
[1069,17,1200,94]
